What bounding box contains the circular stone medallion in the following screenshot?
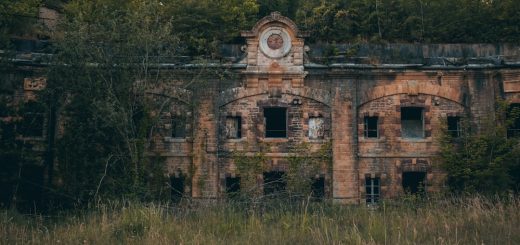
[259,27,292,59]
[267,34,283,50]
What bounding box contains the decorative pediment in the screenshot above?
[241,12,307,89]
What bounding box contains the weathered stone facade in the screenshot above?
[5,13,520,204]
[140,13,520,204]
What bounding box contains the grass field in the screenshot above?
[1,196,519,244]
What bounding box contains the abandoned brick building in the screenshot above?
[4,12,520,205]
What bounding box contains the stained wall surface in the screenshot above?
[5,13,520,204]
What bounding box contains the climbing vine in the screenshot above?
[232,142,269,197]
[287,141,332,197]
[438,99,520,194]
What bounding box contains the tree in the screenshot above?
[47,0,179,205]
[439,100,520,194]
[165,0,259,56]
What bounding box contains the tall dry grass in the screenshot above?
[1,196,519,244]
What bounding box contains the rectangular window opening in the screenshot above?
[401,107,424,138]
[263,171,286,196]
[21,112,45,137]
[365,177,380,205]
[171,117,186,138]
[225,116,242,139]
[308,117,325,139]
[225,177,240,197]
[507,104,520,138]
[264,107,287,138]
[364,116,379,138]
[447,116,461,138]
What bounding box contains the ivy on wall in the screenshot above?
[438,99,520,194]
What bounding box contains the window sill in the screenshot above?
[260,138,288,143]
[226,137,246,142]
[397,137,431,143]
[306,138,328,143]
[164,137,187,143]
[359,137,386,143]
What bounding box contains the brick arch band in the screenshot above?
[218,87,331,108]
[359,83,467,108]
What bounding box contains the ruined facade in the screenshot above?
[146,13,520,203]
[5,13,520,204]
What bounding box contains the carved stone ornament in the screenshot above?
[259,27,292,59]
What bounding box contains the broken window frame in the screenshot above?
[308,116,325,139]
[365,177,380,205]
[401,107,425,139]
[264,107,287,138]
[447,116,461,138]
[363,116,379,138]
[225,116,242,139]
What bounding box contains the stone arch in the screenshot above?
[218,87,331,108]
[359,82,466,108]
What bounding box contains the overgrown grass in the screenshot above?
[1,196,519,244]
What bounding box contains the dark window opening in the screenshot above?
[17,165,44,212]
[447,116,461,138]
[171,117,186,138]
[364,116,379,138]
[19,102,46,138]
[225,117,242,139]
[365,177,380,205]
[263,171,286,196]
[20,112,45,137]
[170,176,185,203]
[264,108,287,138]
[401,107,424,138]
[402,172,426,195]
[225,177,240,197]
[311,177,325,200]
[0,145,18,209]
[507,104,520,138]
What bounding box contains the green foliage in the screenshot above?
[294,0,520,43]
[287,142,332,197]
[232,143,269,197]
[165,0,259,55]
[439,100,520,194]
[47,0,175,206]
[0,0,41,39]
[0,97,46,208]
[2,197,520,244]
[231,141,332,199]
[3,0,520,57]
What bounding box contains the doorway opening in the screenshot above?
[170,175,185,203]
[311,177,325,200]
[402,171,426,195]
